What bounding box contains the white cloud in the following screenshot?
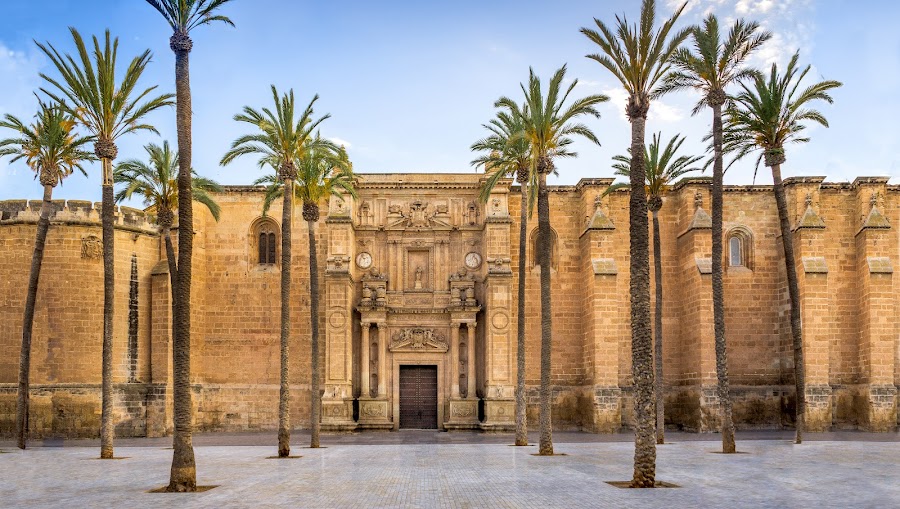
[329,137,352,149]
[0,43,44,119]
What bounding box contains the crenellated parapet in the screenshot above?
[0,199,159,234]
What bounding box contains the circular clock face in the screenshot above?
[356,252,373,269]
[464,252,482,269]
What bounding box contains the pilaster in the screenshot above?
[853,177,897,431]
[580,187,623,432]
[785,177,832,431]
[675,182,718,432]
[147,259,173,437]
[479,179,515,431]
[321,195,357,431]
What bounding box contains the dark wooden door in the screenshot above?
[399,365,438,429]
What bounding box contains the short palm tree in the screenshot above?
[498,65,607,456]
[37,28,174,460]
[658,14,771,454]
[0,99,94,450]
[221,86,331,456]
[253,137,357,449]
[114,141,223,304]
[722,52,841,444]
[471,101,535,447]
[144,0,234,491]
[610,133,701,445]
[581,0,689,486]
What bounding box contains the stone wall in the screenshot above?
[1,174,897,438]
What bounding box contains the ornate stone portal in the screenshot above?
[322,174,515,432]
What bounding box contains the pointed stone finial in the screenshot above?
[694,190,703,210]
[805,193,813,207]
[594,194,603,210]
[871,192,879,210]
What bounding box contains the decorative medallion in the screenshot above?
[356,252,373,269]
[464,252,482,269]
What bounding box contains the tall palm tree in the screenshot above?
[253,136,356,449]
[471,101,535,447]
[610,132,701,445]
[37,28,174,460]
[657,14,771,454]
[721,52,841,444]
[498,65,607,456]
[221,87,331,457]
[114,141,223,316]
[581,0,689,486]
[0,99,94,450]
[144,0,234,491]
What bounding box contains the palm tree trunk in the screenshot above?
[537,171,553,456]
[628,114,656,487]
[100,168,115,460]
[308,218,321,448]
[278,180,293,457]
[515,180,528,447]
[652,209,665,445]
[711,103,736,454]
[162,226,178,351]
[16,184,54,449]
[771,162,805,444]
[168,39,197,492]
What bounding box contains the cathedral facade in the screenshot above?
[0,173,897,438]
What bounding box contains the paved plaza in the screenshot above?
[1,432,899,508]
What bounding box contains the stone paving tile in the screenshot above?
[2,438,899,508]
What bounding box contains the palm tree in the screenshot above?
[471,101,535,447]
[657,14,771,454]
[252,136,356,449]
[221,86,331,456]
[37,28,174,460]
[610,133,701,445]
[144,0,234,491]
[114,141,223,318]
[721,52,841,444]
[581,0,689,486]
[0,99,94,450]
[498,65,607,456]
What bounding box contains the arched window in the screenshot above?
[251,218,279,267]
[530,227,559,271]
[729,236,743,267]
[726,226,753,270]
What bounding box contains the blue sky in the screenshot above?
[1,0,898,203]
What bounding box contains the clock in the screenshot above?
[464,252,482,269]
[356,252,373,269]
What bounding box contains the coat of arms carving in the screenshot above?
[390,327,448,352]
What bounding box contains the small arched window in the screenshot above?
[729,236,743,267]
[727,226,753,270]
[251,217,280,267]
[530,227,559,271]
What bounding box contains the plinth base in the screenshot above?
[445,398,479,430]
[358,398,393,430]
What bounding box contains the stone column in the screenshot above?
[451,322,461,398]
[361,322,371,398]
[467,322,477,399]
[376,322,386,398]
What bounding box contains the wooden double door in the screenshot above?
[398,365,438,429]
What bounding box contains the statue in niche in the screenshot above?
[414,265,424,289]
[467,201,479,225]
